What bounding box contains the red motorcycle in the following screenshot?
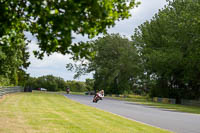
[93,94,102,103]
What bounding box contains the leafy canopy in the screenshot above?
[1,0,140,59]
[132,0,200,99]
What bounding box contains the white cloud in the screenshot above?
[26,38,92,81]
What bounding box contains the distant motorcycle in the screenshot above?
[66,88,70,94]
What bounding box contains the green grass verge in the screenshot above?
[32,90,85,95]
[107,95,200,114]
[69,91,86,95]
[0,92,171,133]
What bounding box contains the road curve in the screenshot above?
[64,94,200,133]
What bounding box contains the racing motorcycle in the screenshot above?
[93,94,102,103]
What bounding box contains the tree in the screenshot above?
[65,80,87,92]
[72,34,142,94]
[1,0,140,59]
[0,32,30,86]
[85,78,94,91]
[55,77,66,91]
[132,0,200,100]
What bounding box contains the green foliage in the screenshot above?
[132,0,200,100]
[17,69,29,86]
[70,34,142,94]
[0,75,10,86]
[25,75,87,92]
[94,34,142,94]
[26,75,65,91]
[0,31,30,86]
[65,80,87,92]
[1,0,139,59]
[0,0,139,86]
[85,78,94,91]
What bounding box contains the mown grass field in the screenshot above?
[0,92,171,133]
[107,94,200,114]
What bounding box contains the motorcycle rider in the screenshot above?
[93,90,104,102]
[98,90,104,99]
[66,87,70,94]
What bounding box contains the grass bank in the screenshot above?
[107,94,200,114]
[0,92,171,133]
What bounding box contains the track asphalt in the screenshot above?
[64,94,200,133]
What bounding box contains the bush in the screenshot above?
[123,90,129,97]
[0,75,10,86]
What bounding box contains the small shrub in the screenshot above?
[0,75,10,86]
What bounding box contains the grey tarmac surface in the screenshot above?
[64,94,200,133]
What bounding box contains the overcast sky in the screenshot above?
[26,0,167,81]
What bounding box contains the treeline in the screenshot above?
[70,0,200,101]
[25,75,94,92]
